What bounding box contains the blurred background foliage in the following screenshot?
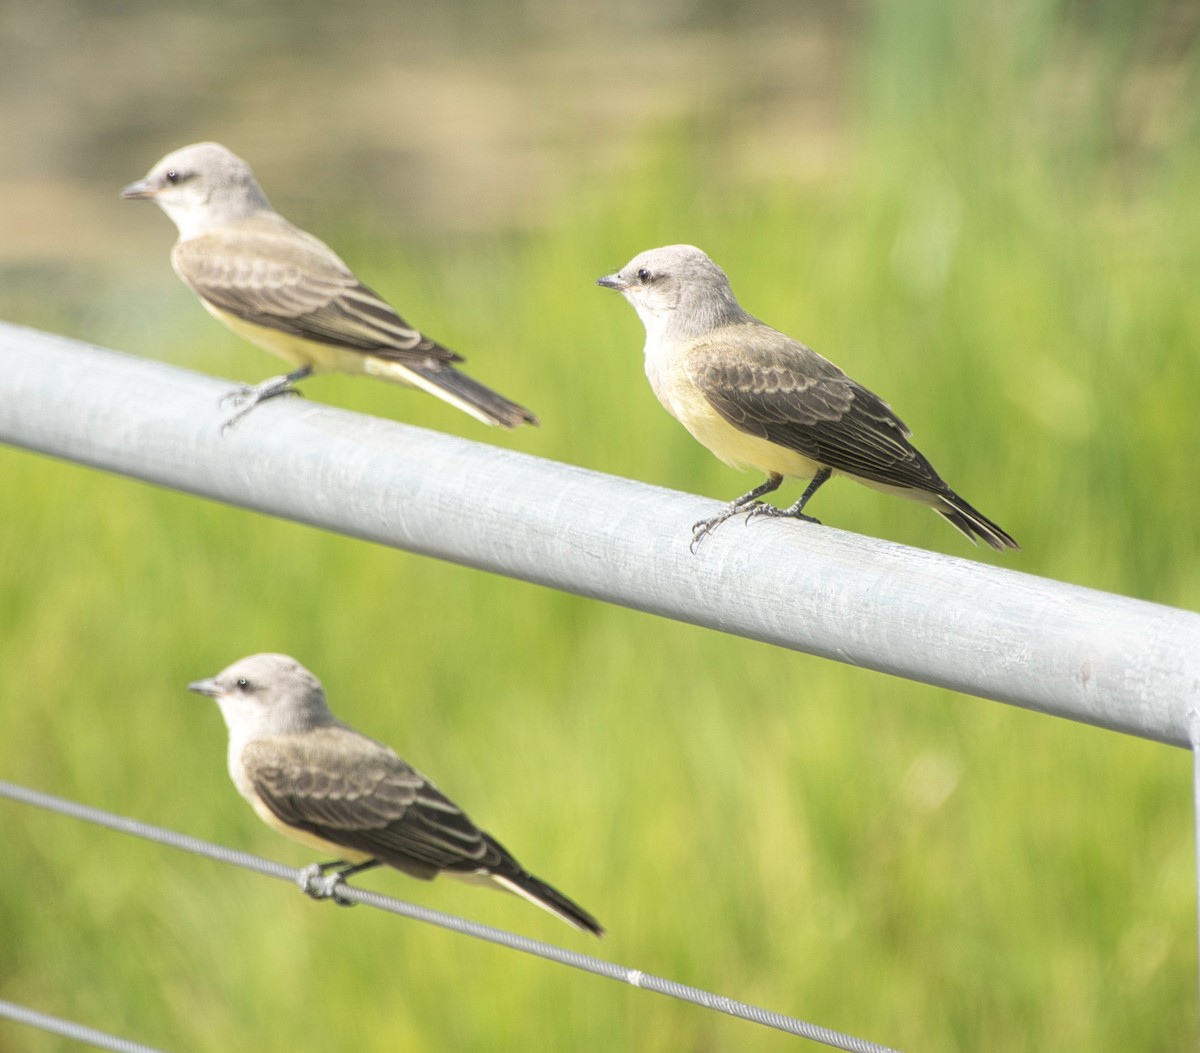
[1,0,1199,1050]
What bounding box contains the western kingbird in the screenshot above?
[597,244,1018,552]
[122,143,538,431]
[187,653,602,936]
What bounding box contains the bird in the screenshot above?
[597,244,1018,553]
[187,653,602,936]
[122,142,538,431]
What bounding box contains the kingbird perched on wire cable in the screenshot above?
[597,244,1018,553]
[122,143,538,431]
[187,653,602,936]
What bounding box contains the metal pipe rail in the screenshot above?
[2,320,1198,746]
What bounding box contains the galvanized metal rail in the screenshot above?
[2,320,1197,747]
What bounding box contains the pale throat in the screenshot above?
[159,198,215,241]
[629,301,674,346]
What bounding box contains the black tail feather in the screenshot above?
[425,363,539,429]
[501,869,605,937]
[937,492,1019,552]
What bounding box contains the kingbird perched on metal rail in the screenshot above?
[188,653,602,936]
[123,143,538,431]
[598,244,1017,553]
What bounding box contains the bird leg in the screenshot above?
[746,466,831,525]
[690,473,784,551]
[297,858,382,907]
[219,364,313,433]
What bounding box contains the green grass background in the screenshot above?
[2,2,1200,1050]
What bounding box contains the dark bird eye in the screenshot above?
[165,170,180,185]
[636,268,651,282]
[235,677,251,692]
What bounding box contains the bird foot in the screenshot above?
[690,503,763,552]
[217,392,259,435]
[744,503,821,526]
[218,380,303,435]
[219,384,256,410]
[297,863,355,907]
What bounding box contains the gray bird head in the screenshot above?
[596,244,751,343]
[121,142,272,239]
[188,653,336,740]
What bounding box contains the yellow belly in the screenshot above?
[647,350,821,480]
[680,401,822,479]
[243,789,374,864]
[204,303,407,383]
